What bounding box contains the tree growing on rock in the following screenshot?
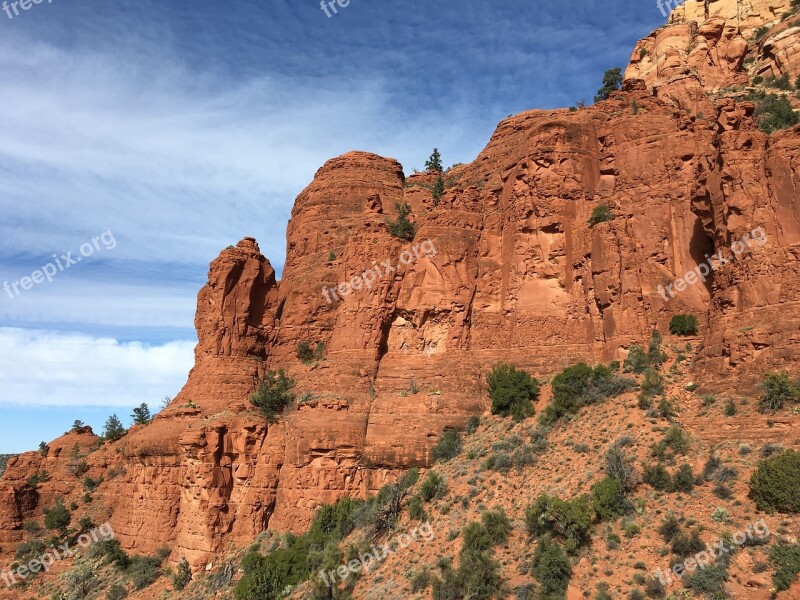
[103,414,126,441]
[250,370,296,422]
[425,148,443,173]
[595,67,623,102]
[386,202,416,241]
[44,498,71,536]
[131,403,152,426]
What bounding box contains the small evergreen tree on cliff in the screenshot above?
[103,414,126,441]
[425,148,443,173]
[386,202,416,241]
[669,314,698,336]
[44,498,71,536]
[595,68,623,102]
[131,403,152,426]
[432,174,445,206]
[250,369,296,422]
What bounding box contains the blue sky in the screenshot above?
[0,0,666,452]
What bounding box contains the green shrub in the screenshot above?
[27,470,50,489]
[541,363,635,425]
[758,371,799,412]
[386,202,416,241]
[172,558,191,590]
[656,397,676,418]
[465,415,480,434]
[128,552,166,590]
[44,499,71,535]
[432,430,462,462]
[481,508,512,546]
[683,557,728,595]
[408,494,426,521]
[249,370,295,422]
[64,563,98,598]
[669,314,698,336]
[768,73,793,90]
[530,536,572,598]
[589,205,615,226]
[525,494,592,554]
[754,25,770,40]
[83,476,102,492]
[750,450,800,513]
[106,583,128,600]
[711,507,731,523]
[651,426,691,459]
[671,529,705,557]
[672,464,695,492]
[754,94,799,133]
[431,520,503,600]
[484,451,513,473]
[643,463,673,491]
[640,369,664,398]
[15,539,46,560]
[411,568,432,592]
[624,345,649,374]
[770,542,800,591]
[713,482,733,499]
[647,330,666,368]
[295,341,314,364]
[236,547,306,599]
[624,522,641,538]
[604,442,637,492]
[643,575,665,598]
[595,581,613,600]
[236,496,362,599]
[91,539,130,568]
[419,471,447,501]
[724,398,737,416]
[591,477,628,521]
[486,363,540,421]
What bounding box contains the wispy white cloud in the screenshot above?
[0,31,488,274]
[0,328,195,407]
[0,278,198,330]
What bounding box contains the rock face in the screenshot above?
[626,0,800,102]
[1,0,799,571]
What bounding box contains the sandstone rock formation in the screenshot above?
[0,0,799,576]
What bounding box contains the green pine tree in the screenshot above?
[131,403,152,426]
[425,148,443,173]
[103,414,126,441]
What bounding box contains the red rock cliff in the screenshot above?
[1,0,799,570]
